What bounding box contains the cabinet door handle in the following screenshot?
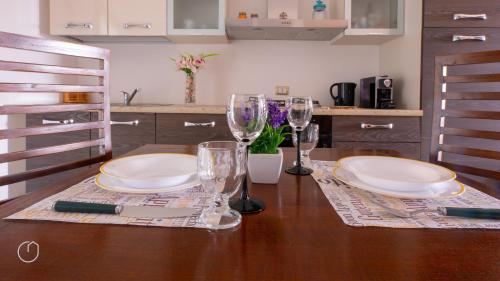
[184,121,216,128]
[42,118,74,125]
[65,23,93,29]
[110,120,139,126]
[123,23,152,29]
[361,123,393,129]
[453,13,487,20]
[452,35,486,42]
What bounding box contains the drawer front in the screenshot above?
[333,142,421,160]
[91,113,156,157]
[26,112,91,192]
[332,116,420,143]
[420,27,500,160]
[156,114,234,145]
[424,0,500,28]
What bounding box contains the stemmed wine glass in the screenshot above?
[286,96,314,175]
[292,123,319,166]
[198,141,246,229]
[226,94,268,214]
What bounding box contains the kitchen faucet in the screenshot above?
[121,88,139,106]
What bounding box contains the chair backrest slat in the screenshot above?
[431,50,500,186]
[0,31,112,189]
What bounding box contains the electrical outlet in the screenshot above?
[275,86,289,95]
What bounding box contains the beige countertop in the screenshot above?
[110,104,423,117]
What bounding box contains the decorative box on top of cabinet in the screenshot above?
[332,116,421,159]
[420,0,500,161]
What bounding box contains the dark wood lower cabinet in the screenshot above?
[26,112,92,193]
[156,113,233,145]
[333,142,421,159]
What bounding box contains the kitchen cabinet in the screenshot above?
[26,112,92,192]
[420,0,500,161]
[50,0,108,36]
[332,116,421,159]
[156,113,233,145]
[108,0,167,36]
[332,0,404,44]
[167,0,227,42]
[91,113,156,157]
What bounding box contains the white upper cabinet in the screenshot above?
[108,0,167,36]
[50,0,108,35]
[167,0,226,36]
[332,0,404,44]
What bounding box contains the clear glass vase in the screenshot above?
[185,73,196,104]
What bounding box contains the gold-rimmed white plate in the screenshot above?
[95,173,200,194]
[338,156,456,192]
[333,165,465,199]
[100,153,196,189]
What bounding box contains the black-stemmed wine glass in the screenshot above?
[285,96,314,175]
[226,94,268,214]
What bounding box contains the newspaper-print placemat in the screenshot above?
[6,177,209,228]
[310,160,500,229]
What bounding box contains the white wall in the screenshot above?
[379,0,422,109]
[94,41,379,106]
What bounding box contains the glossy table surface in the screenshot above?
[0,145,498,281]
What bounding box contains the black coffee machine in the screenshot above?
[330,82,356,106]
[359,76,396,109]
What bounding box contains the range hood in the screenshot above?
[226,19,347,41]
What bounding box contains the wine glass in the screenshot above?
[226,94,268,214]
[198,141,246,229]
[285,96,314,175]
[292,123,319,165]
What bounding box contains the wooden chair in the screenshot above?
[431,50,500,187]
[0,31,112,188]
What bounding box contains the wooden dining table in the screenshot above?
[0,144,498,281]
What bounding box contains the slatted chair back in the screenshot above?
[431,50,500,186]
[0,31,111,187]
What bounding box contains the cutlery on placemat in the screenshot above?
[53,200,197,219]
[370,199,500,220]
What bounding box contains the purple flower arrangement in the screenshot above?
[249,100,289,154]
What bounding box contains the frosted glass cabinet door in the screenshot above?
[50,0,108,35]
[168,0,226,35]
[346,0,404,35]
[108,0,167,36]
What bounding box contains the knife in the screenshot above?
[53,200,197,219]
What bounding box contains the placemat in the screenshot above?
[6,176,209,228]
[310,160,500,229]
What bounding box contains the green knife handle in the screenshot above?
[53,201,118,215]
[443,207,500,220]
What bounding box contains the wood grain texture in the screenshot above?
[333,141,421,159]
[0,60,105,76]
[156,113,234,145]
[421,27,500,160]
[332,116,421,143]
[0,103,103,114]
[0,83,104,93]
[424,0,500,28]
[92,112,156,157]
[0,145,498,281]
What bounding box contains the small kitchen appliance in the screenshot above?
[359,76,396,109]
[330,82,356,106]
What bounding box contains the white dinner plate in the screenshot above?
[338,156,456,192]
[100,153,197,189]
[332,165,465,199]
[95,173,200,194]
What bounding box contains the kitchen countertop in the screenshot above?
[110,104,423,117]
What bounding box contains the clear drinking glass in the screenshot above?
[226,94,268,214]
[286,96,314,175]
[292,123,319,161]
[198,141,245,229]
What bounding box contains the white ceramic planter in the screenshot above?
[247,148,283,184]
